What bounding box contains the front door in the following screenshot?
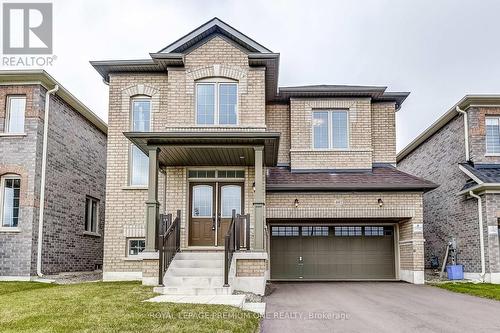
[189,182,243,246]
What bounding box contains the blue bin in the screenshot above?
[446,265,464,280]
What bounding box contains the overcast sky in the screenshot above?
[4,0,500,151]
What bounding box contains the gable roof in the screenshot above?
[0,70,107,134]
[397,95,500,162]
[158,17,272,54]
[91,18,408,108]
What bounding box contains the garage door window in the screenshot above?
[334,226,362,236]
[302,226,329,236]
[271,226,299,236]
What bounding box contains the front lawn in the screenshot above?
[0,281,260,333]
[433,282,500,301]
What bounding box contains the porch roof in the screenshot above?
[124,131,280,167]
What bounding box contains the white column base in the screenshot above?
[463,272,500,284]
[103,271,142,281]
[400,269,424,284]
[0,275,31,281]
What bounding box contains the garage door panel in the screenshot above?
[271,225,395,280]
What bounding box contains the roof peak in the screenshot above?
[158,17,272,54]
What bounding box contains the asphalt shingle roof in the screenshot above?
[459,163,500,183]
[266,165,438,191]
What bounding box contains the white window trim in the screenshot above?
[130,96,152,132]
[312,109,350,150]
[195,79,238,126]
[0,174,21,229]
[127,238,146,257]
[84,196,100,235]
[485,116,500,155]
[4,95,26,134]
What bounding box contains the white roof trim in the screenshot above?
[159,18,271,54]
[457,183,500,196]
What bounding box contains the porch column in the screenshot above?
[145,146,160,252]
[254,146,265,251]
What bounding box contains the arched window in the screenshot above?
[196,78,238,125]
[0,174,21,228]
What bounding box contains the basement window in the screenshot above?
[128,239,145,256]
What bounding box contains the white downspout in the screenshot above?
[456,106,470,161]
[469,191,486,281]
[36,85,59,277]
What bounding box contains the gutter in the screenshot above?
[36,84,59,277]
[468,191,486,281]
[456,106,470,161]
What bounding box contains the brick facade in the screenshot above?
[398,110,500,277]
[101,24,425,285]
[0,82,106,277]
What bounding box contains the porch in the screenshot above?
[124,130,280,291]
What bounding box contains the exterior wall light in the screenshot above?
[378,198,384,207]
[294,198,299,208]
[252,182,256,192]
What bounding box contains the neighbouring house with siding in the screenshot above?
[91,17,436,295]
[0,70,107,280]
[398,95,500,284]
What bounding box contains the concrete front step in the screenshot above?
[170,259,223,268]
[163,276,224,288]
[153,286,232,296]
[166,267,223,277]
[175,252,224,260]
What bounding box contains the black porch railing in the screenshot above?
[224,210,250,287]
[157,210,181,286]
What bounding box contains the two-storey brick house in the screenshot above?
[0,70,107,280]
[92,18,435,294]
[398,95,500,283]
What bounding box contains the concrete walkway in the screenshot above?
[262,282,500,333]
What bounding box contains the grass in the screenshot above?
[433,282,500,301]
[0,281,260,333]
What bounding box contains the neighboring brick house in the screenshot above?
[398,95,500,284]
[92,18,435,294]
[0,70,107,280]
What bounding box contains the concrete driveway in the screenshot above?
[261,282,500,333]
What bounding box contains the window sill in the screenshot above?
[123,256,142,261]
[83,231,101,237]
[485,153,500,157]
[0,132,27,137]
[0,227,21,233]
[122,185,148,191]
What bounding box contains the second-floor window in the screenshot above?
[5,96,26,133]
[196,81,237,125]
[132,98,151,132]
[312,110,349,149]
[486,117,500,154]
[130,97,150,186]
